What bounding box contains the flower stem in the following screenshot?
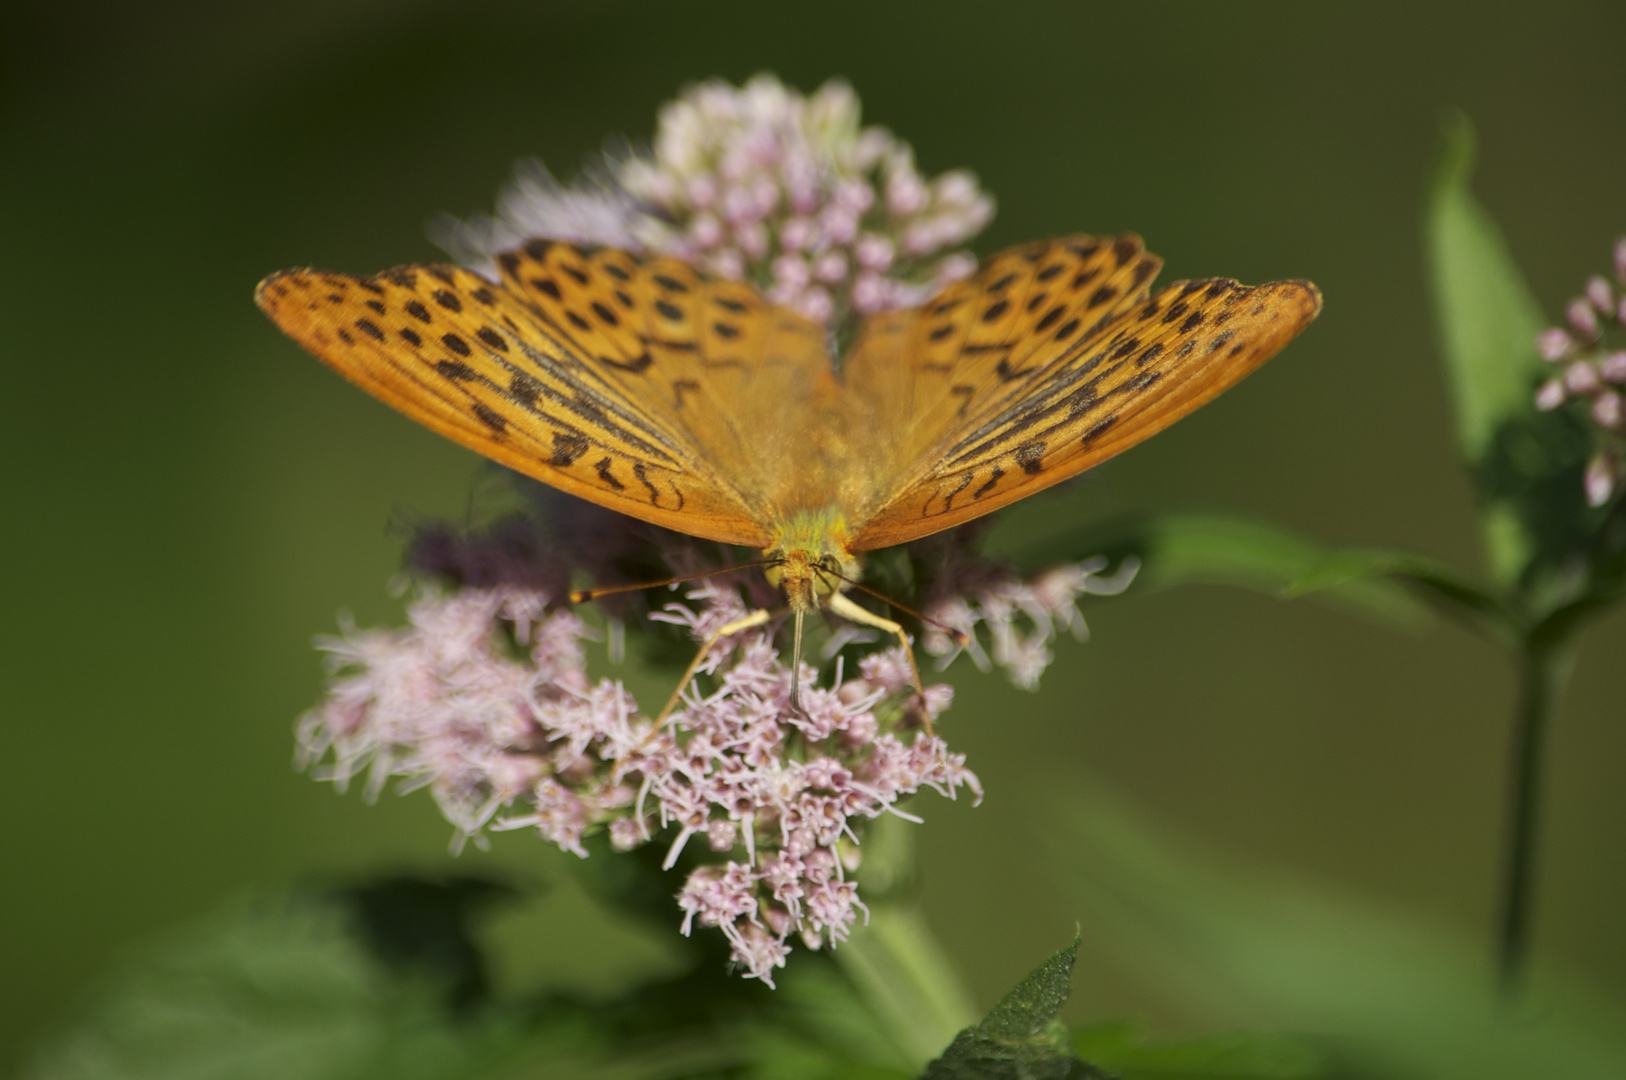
[836,902,978,1066]
[836,811,977,1066]
[1495,639,1573,996]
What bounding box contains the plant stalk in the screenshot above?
[1495,639,1572,995]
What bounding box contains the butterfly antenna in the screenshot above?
[569,560,773,603]
[822,569,971,647]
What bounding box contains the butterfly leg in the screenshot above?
[826,591,935,737]
[653,607,772,727]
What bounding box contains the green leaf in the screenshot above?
[1052,785,1626,1080]
[1426,112,1594,588]
[1071,1023,1325,1080]
[992,509,1432,630]
[19,893,529,1080]
[1284,547,1520,645]
[920,936,1101,1080]
[1426,113,1549,474]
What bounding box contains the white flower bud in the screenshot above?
[854,233,895,271]
[736,221,769,260]
[1534,378,1566,411]
[1565,360,1601,395]
[1586,450,1619,507]
[1586,275,1615,317]
[1536,327,1575,361]
[1569,297,1601,340]
[1593,390,1623,430]
[1599,351,1626,384]
[813,250,848,284]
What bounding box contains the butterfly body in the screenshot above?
[257,235,1320,657]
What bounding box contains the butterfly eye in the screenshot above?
[817,555,843,575]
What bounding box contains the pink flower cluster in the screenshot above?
[436,74,994,330]
[1534,237,1626,506]
[298,575,979,986]
[920,551,1141,691]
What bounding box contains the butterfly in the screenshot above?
[257,235,1320,716]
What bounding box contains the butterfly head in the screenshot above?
[764,549,854,613]
[763,508,858,613]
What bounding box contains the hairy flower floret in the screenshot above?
[1533,236,1626,506]
[299,574,980,986]
[435,73,994,332]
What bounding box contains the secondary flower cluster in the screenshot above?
[1534,237,1626,506]
[923,554,1141,690]
[298,569,980,986]
[436,74,994,330]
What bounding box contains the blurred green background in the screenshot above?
[3,0,1624,1070]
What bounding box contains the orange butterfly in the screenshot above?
[258,235,1319,713]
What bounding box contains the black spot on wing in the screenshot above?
[1035,306,1065,332]
[509,371,541,407]
[973,467,1005,499]
[1016,441,1045,474]
[472,403,508,434]
[633,463,660,504]
[593,456,625,490]
[550,430,588,465]
[939,472,975,512]
[1080,415,1118,446]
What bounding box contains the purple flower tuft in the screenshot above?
[435,74,994,333]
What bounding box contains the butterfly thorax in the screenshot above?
[763,507,858,613]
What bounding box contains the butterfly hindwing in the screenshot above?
[254,257,775,546]
[847,241,1321,550]
[259,235,1319,558]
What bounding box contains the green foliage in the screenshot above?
[1426,112,1595,591]
[995,507,1432,630]
[1053,787,1626,1080]
[920,936,1099,1080]
[19,888,534,1080]
[1071,1024,1324,1080]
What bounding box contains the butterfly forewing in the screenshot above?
[491,240,841,519]
[847,249,1321,549]
[258,234,1319,559]
[254,258,775,547]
